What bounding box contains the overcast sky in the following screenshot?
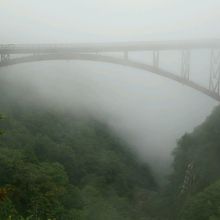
[0,0,220,43]
[0,0,220,178]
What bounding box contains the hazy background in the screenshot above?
[0,0,219,177]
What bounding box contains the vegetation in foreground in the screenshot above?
[0,80,157,219]
[151,105,220,220]
[1,77,220,219]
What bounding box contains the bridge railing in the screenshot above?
[1,39,220,54]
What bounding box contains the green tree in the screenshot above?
[0,114,3,136]
[0,76,158,219]
[180,180,220,220]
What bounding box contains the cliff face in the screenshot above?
[165,105,220,220]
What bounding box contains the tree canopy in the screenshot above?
[0,79,157,219]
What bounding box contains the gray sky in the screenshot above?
[0,0,220,42]
[0,0,219,177]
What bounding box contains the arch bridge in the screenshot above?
[0,40,220,101]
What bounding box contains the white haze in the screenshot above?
[0,0,219,177]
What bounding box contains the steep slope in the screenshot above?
[0,78,157,219]
[165,105,220,220]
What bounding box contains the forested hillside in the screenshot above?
[157,105,220,220]
[1,75,220,220]
[0,79,157,219]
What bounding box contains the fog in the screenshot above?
[0,0,220,177]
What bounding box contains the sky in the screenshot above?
[0,0,220,178]
[0,0,220,42]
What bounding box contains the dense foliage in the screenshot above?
[157,105,220,220]
[1,75,220,220]
[0,80,157,219]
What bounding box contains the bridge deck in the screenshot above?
[0,39,220,54]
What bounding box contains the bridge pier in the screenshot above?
[0,53,10,64]
[209,49,220,95]
[153,50,159,68]
[181,50,191,80]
